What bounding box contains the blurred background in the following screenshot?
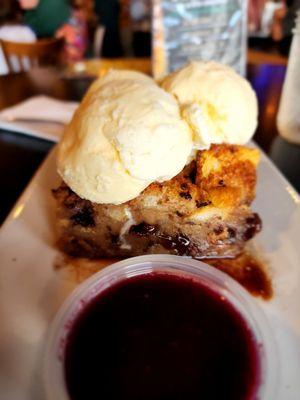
[0,0,298,67]
[0,0,299,223]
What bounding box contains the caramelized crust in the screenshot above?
[196,144,259,207]
[53,144,261,259]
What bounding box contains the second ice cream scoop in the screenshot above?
[161,61,258,150]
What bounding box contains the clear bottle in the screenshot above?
[277,11,300,145]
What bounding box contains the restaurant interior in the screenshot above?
[0,1,299,399]
[0,0,299,224]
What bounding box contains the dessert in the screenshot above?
[54,62,261,259]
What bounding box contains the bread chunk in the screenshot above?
[53,144,261,259]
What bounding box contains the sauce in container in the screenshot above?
[44,255,278,400]
[65,272,260,400]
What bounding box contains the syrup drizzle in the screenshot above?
[55,250,273,301]
[205,253,273,300]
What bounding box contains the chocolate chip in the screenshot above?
[176,211,183,217]
[184,164,197,184]
[71,206,95,227]
[179,192,192,200]
[218,179,225,186]
[214,226,224,235]
[180,183,188,190]
[129,222,158,236]
[177,235,190,246]
[195,200,211,208]
[158,233,191,255]
[243,213,262,241]
[227,227,236,238]
[189,170,196,184]
[110,233,120,245]
[129,222,193,256]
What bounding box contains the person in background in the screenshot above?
[119,0,133,56]
[260,0,284,36]
[271,0,300,55]
[248,0,266,34]
[20,0,71,38]
[56,3,89,62]
[270,1,287,41]
[94,0,123,57]
[19,0,88,62]
[130,0,151,57]
[0,0,36,75]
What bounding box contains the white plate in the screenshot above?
[0,146,299,400]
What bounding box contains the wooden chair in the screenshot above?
[0,38,64,73]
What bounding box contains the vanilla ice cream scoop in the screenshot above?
[161,61,258,150]
[57,70,192,204]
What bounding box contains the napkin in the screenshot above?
[0,96,79,142]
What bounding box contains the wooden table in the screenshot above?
[0,68,95,223]
[0,63,299,224]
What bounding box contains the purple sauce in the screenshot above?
[64,272,261,400]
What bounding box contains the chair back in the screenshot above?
[0,38,64,73]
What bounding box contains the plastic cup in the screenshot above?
[44,254,279,400]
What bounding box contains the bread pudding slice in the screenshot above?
[53,144,261,259]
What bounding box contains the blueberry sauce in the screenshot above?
[64,272,261,400]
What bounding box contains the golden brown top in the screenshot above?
[128,144,259,218]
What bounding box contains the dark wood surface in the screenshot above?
[0,68,95,223]
[0,38,64,73]
[0,65,299,224]
[0,67,95,109]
